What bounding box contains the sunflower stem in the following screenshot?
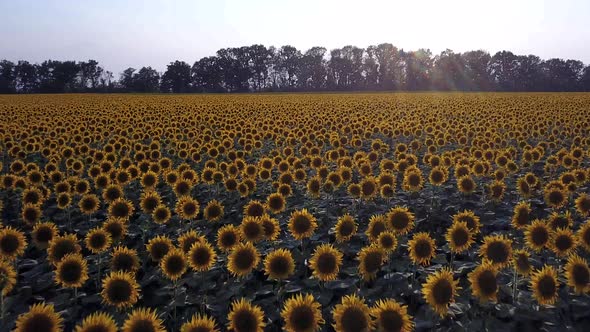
[173,280,178,321]
[512,268,518,301]
[97,253,102,289]
[449,252,455,270]
[0,292,4,322]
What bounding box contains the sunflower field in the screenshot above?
[1,93,590,332]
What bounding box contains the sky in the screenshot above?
[1,0,589,75]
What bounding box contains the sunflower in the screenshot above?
[577,222,590,252]
[360,176,379,199]
[240,216,265,243]
[160,248,187,281]
[332,294,373,332]
[102,184,124,203]
[0,227,26,261]
[565,254,590,294]
[103,218,127,242]
[408,232,436,266]
[370,299,413,332]
[468,261,498,303]
[513,249,533,276]
[152,204,171,224]
[377,231,398,252]
[479,235,512,269]
[402,169,423,192]
[32,222,58,250]
[260,214,281,241]
[457,175,476,195]
[452,210,480,234]
[0,259,17,296]
[74,312,118,332]
[347,183,361,199]
[266,193,286,214]
[243,200,266,217]
[334,214,357,243]
[79,194,100,215]
[122,308,166,332]
[385,207,415,235]
[366,215,388,242]
[358,245,386,281]
[227,298,266,332]
[21,203,42,225]
[422,268,460,317]
[525,220,550,252]
[181,313,219,332]
[547,211,573,230]
[516,178,532,198]
[101,271,140,308]
[511,202,531,230]
[54,253,88,288]
[14,303,63,332]
[56,193,72,209]
[487,180,506,202]
[188,241,217,272]
[204,199,224,222]
[140,190,161,214]
[575,193,590,217]
[146,235,173,262]
[309,244,343,282]
[264,248,295,280]
[530,265,559,305]
[174,179,193,197]
[111,246,140,274]
[281,293,324,332]
[446,221,474,254]
[227,242,260,277]
[429,166,448,186]
[288,209,318,240]
[85,228,112,254]
[217,225,241,252]
[176,196,200,220]
[550,228,577,257]
[141,170,158,189]
[544,186,568,209]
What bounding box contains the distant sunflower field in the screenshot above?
[1,93,590,331]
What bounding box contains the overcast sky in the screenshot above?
[1,0,589,75]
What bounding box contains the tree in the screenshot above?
[192,56,224,92]
[79,60,104,90]
[298,47,327,90]
[15,61,38,93]
[404,49,433,91]
[0,60,17,93]
[462,50,492,91]
[119,68,136,91]
[133,67,160,92]
[161,61,192,93]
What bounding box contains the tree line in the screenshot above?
[2,43,590,93]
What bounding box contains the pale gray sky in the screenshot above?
[1,0,589,75]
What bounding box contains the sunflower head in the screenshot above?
[146,235,173,262]
[550,228,576,257]
[181,313,219,332]
[244,200,266,217]
[334,214,357,243]
[14,303,63,332]
[468,261,498,303]
[370,299,413,332]
[21,203,42,225]
[176,196,200,220]
[358,245,386,281]
[530,265,559,305]
[513,249,533,276]
[565,254,590,294]
[47,233,80,265]
[152,204,171,224]
[385,207,415,235]
[85,228,112,254]
[217,225,241,252]
[260,214,281,241]
[122,308,166,332]
[453,210,480,234]
[288,209,318,240]
[479,234,512,269]
[366,214,388,242]
[511,202,531,230]
[422,267,460,317]
[577,222,590,252]
[575,193,590,217]
[55,253,88,288]
[446,221,474,254]
[547,211,573,230]
[79,194,100,215]
[101,271,140,309]
[525,219,550,252]
[429,166,448,186]
[457,175,476,194]
[544,186,567,209]
[111,246,140,274]
[74,312,118,332]
[377,231,398,252]
[140,190,161,214]
[264,248,295,281]
[32,222,58,250]
[103,218,127,242]
[281,293,324,332]
[179,230,205,252]
[408,232,436,266]
[266,193,286,214]
[204,199,224,222]
[332,294,373,332]
[241,216,265,243]
[227,298,266,332]
[188,241,217,272]
[227,242,260,278]
[0,259,17,296]
[309,244,343,282]
[160,248,188,281]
